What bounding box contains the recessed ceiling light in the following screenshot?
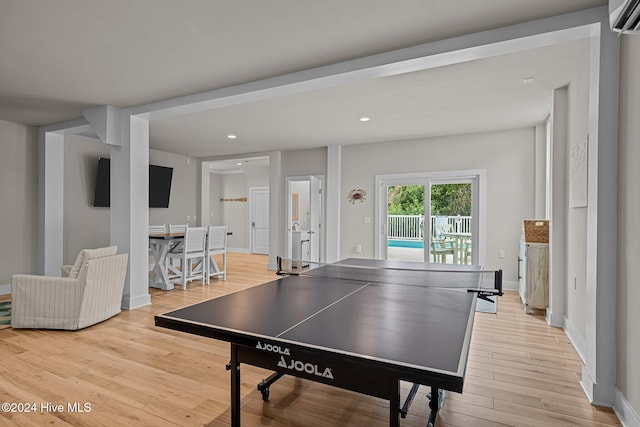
[359,116,371,122]
[236,162,243,166]
[227,134,237,139]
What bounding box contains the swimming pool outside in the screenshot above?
[387,239,424,249]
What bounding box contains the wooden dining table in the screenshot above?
[149,232,184,290]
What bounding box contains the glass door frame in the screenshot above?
[375,170,486,265]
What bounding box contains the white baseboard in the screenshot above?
[563,316,587,363]
[614,388,640,427]
[120,294,151,311]
[502,279,518,291]
[546,309,564,327]
[563,317,640,427]
[227,247,250,254]
[0,284,10,295]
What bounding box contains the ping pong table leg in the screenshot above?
[230,344,241,427]
[390,380,400,427]
[426,386,444,427]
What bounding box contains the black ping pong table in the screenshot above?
[155,258,502,427]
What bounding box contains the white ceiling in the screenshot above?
[0,0,605,158]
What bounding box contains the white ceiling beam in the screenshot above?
[82,105,122,146]
[41,117,91,135]
[131,7,604,122]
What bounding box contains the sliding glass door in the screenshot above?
[429,180,474,265]
[377,171,482,265]
[386,184,426,262]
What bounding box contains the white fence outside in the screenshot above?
[387,215,472,240]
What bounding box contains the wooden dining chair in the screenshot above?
[148,224,167,235]
[205,225,227,282]
[166,226,206,290]
[167,224,188,265]
[169,224,187,234]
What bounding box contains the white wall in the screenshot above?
[209,173,223,226]
[147,150,200,228]
[0,120,38,286]
[244,162,270,188]
[617,34,640,422]
[63,135,110,263]
[62,135,200,264]
[340,128,535,282]
[282,148,327,178]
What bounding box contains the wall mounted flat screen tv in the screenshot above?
[93,157,173,208]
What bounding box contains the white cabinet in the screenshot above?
[518,239,549,313]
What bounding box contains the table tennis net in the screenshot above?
[278,258,502,293]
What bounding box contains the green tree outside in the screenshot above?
[430,184,471,216]
[387,184,471,216]
[387,185,424,215]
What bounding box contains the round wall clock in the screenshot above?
[348,188,366,204]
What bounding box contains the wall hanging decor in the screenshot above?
[347,188,366,204]
[220,197,247,202]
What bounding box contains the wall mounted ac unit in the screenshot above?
[610,0,640,34]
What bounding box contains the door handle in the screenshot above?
[517,257,522,280]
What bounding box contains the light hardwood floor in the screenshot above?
[0,253,620,426]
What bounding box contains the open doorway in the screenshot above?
[201,156,270,253]
[286,176,323,266]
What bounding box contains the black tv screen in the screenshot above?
[93,157,173,208]
[149,164,173,208]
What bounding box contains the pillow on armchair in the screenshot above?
[63,246,118,278]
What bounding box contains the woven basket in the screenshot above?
[523,220,549,243]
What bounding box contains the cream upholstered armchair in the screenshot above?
[11,246,128,330]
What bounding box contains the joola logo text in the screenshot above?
[256,341,290,355]
[277,356,334,379]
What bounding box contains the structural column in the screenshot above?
[547,86,568,328]
[326,145,341,263]
[582,20,619,406]
[110,113,151,309]
[38,129,64,276]
[268,151,282,270]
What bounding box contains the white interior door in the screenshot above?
[250,187,269,254]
